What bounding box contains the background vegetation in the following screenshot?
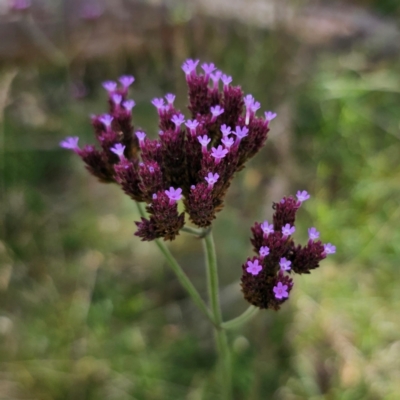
[0,0,399,398]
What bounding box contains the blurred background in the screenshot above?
[1,0,400,398]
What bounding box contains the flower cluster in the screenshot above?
[241,191,336,310]
[60,60,276,241]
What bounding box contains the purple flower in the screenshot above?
[152,193,158,200]
[182,59,199,75]
[210,71,222,86]
[234,126,249,140]
[244,94,255,108]
[211,105,224,117]
[151,98,165,110]
[296,190,310,202]
[171,113,185,127]
[102,81,117,92]
[10,0,31,10]
[282,223,295,237]
[211,145,229,163]
[251,101,261,113]
[99,114,114,127]
[201,63,216,76]
[308,227,320,240]
[221,74,232,86]
[198,135,211,148]
[221,136,234,148]
[119,75,135,88]
[110,143,125,158]
[205,172,219,188]
[165,187,183,204]
[260,221,274,236]
[324,243,336,255]
[136,131,146,143]
[279,257,292,271]
[273,282,289,300]
[112,94,122,105]
[165,93,176,105]
[123,99,136,111]
[259,246,270,258]
[221,124,231,137]
[246,259,262,276]
[185,119,199,132]
[60,136,79,150]
[265,111,277,122]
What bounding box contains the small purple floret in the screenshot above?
[60,136,79,150]
[273,282,289,299]
[205,172,219,188]
[99,114,114,127]
[210,71,222,86]
[112,94,122,105]
[198,135,211,147]
[234,126,249,140]
[259,246,270,258]
[165,93,176,105]
[265,111,277,122]
[123,100,136,111]
[201,63,216,75]
[282,223,295,237]
[119,75,135,88]
[210,105,224,119]
[221,136,234,148]
[151,98,165,110]
[136,131,146,142]
[251,101,261,113]
[308,227,320,240]
[279,257,292,271]
[260,221,274,236]
[221,124,231,137]
[171,113,185,127]
[211,145,229,162]
[244,94,255,108]
[185,120,199,131]
[182,59,199,75]
[324,243,336,255]
[246,259,262,276]
[102,81,117,92]
[296,190,310,202]
[110,143,125,158]
[221,74,232,86]
[165,187,183,203]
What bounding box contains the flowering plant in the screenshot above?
[61,59,335,398]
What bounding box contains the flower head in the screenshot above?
[60,136,79,150]
[260,221,274,236]
[171,113,185,127]
[102,81,117,92]
[119,75,135,88]
[123,99,136,111]
[296,190,310,202]
[211,145,229,162]
[308,227,320,240]
[205,172,219,188]
[165,187,183,203]
[324,243,336,255]
[259,246,270,258]
[279,257,292,271]
[273,282,289,299]
[282,223,295,237]
[246,259,262,276]
[110,143,125,158]
[221,74,232,86]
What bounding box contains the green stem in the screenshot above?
[135,202,216,327]
[180,225,204,236]
[203,231,232,400]
[221,305,259,330]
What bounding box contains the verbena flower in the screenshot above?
[61,60,276,240]
[242,193,334,310]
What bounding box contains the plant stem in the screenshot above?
[203,231,232,400]
[180,225,204,236]
[221,305,259,330]
[135,202,216,327]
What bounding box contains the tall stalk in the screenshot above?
[203,231,232,399]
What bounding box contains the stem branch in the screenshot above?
[221,305,259,330]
